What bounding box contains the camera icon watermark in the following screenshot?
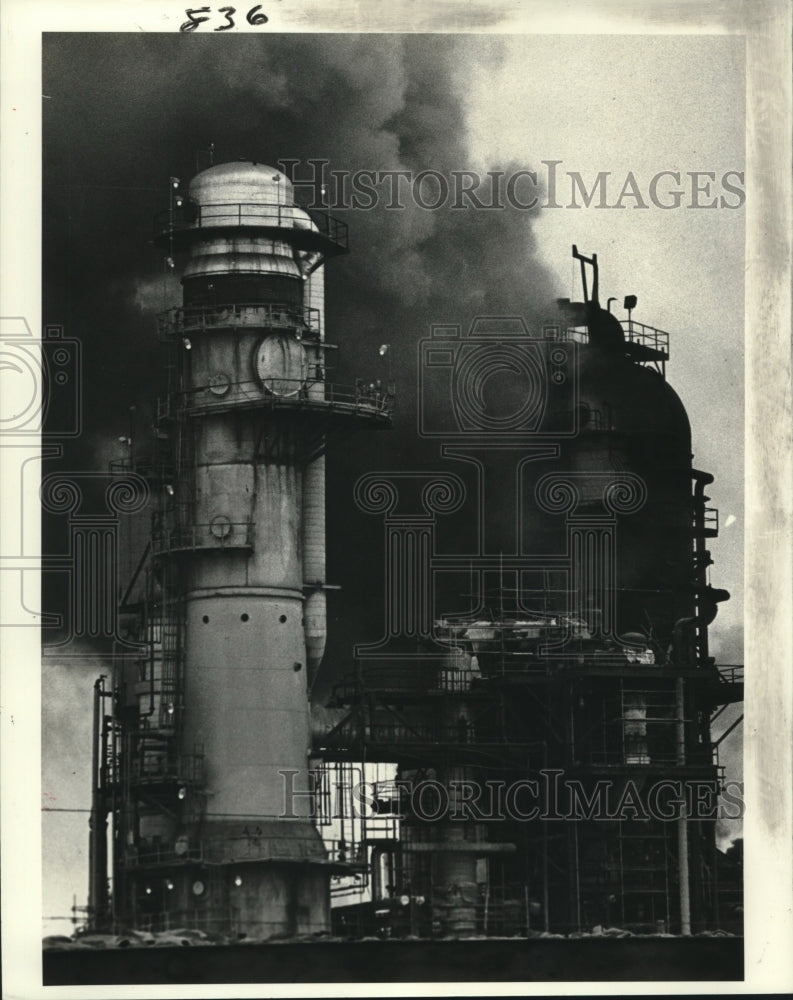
[417,317,578,440]
[0,319,82,437]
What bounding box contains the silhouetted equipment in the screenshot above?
[88,220,741,944]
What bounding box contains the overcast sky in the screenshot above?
[37,29,744,933]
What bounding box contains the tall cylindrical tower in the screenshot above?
[107,160,390,938]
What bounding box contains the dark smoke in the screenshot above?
[43,33,562,697]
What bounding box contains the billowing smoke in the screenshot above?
[43,33,561,696]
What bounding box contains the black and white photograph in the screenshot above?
[1,1,791,995]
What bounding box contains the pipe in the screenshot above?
[303,454,327,678]
[676,676,691,935]
[302,261,327,681]
[672,617,697,669]
[690,469,718,663]
[88,676,109,930]
[541,742,550,931]
[309,704,349,745]
[371,845,382,901]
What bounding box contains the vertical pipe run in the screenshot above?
[88,676,108,930]
[676,676,691,935]
[303,454,327,678]
[303,265,327,679]
[542,741,550,931]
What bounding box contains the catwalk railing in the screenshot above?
[152,520,254,555]
[154,202,348,251]
[558,320,669,356]
[129,752,205,787]
[156,301,322,340]
[178,376,393,418]
[121,832,354,870]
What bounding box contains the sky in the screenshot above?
[37,29,745,934]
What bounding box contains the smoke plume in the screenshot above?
[43,33,561,696]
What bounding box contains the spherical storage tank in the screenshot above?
[515,300,699,653]
[571,336,695,646]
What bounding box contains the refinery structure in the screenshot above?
[85,158,742,943]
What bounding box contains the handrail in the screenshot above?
[180,376,393,416]
[157,301,321,339]
[109,456,175,481]
[123,844,203,867]
[342,651,670,699]
[586,748,720,768]
[621,319,670,357]
[361,722,515,746]
[152,520,253,554]
[154,201,348,251]
[558,320,670,359]
[132,752,205,785]
[717,664,744,684]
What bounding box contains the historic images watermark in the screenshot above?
[280,769,745,823]
[0,316,148,645]
[353,314,646,656]
[279,159,745,211]
[1,318,83,631]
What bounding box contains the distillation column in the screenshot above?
[142,160,385,937]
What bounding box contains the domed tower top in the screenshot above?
[189,160,296,209]
[154,158,347,258]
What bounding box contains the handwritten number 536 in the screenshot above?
[181,5,268,31]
